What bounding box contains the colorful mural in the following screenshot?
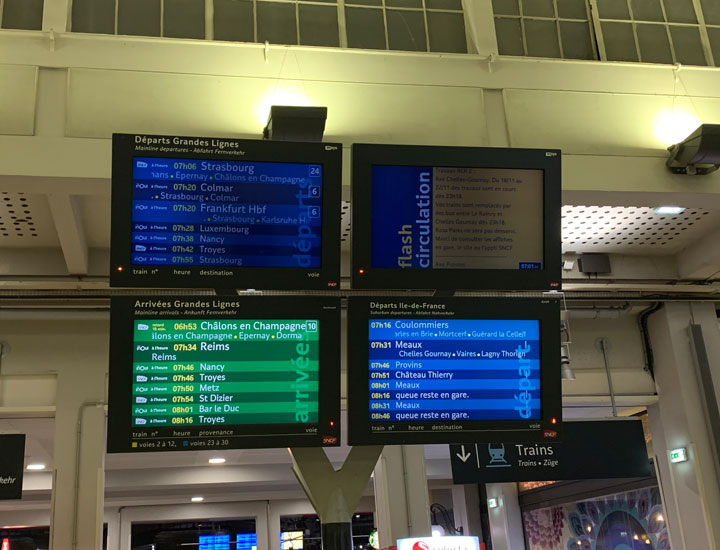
[524,488,670,550]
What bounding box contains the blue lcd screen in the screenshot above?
[199,534,230,550]
[370,165,544,271]
[130,157,322,268]
[237,533,258,550]
[368,319,541,421]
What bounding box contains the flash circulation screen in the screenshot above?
[108,297,341,452]
[347,297,561,446]
[371,166,544,271]
[131,157,322,269]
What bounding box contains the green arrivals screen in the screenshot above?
[132,319,319,428]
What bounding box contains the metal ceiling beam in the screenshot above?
[47,194,89,275]
[677,225,720,280]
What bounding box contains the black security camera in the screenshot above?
[666,123,720,175]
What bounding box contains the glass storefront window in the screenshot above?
[523,487,670,550]
[131,519,256,550]
[0,525,108,550]
[0,527,50,550]
[280,513,374,550]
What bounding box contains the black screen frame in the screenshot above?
[107,296,341,453]
[347,296,561,445]
[110,133,342,290]
[351,143,561,290]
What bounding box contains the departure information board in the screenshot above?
[108,296,341,453]
[351,144,561,291]
[367,319,541,422]
[130,157,322,268]
[347,297,561,445]
[111,134,341,290]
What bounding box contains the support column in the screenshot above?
[646,302,720,549]
[485,483,525,550]
[290,446,383,550]
[49,368,106,550]
[451,485,483,539]
[373,445,431,547]
[105,507,121,550]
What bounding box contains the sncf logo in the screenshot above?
[323,436,337,445]
[543,430,558,438]
[413,542,430,550]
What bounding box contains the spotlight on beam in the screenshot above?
[666,124,720,175]
[263,105,328,142]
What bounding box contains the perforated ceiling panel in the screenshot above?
[562,205,720,255]
[0,192,59,247]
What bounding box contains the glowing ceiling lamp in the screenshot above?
[655,110,701,147]
[255,84,313,128]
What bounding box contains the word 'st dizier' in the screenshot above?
[347,297,561,445]
[351,144,561,291]
[110,134,341,290]
[107,297,341,453]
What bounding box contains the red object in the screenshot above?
[322,436,337,445]
[543,430,558,438]
[412,542,429,550]
[479,544,486,550]
[2,537,10,550]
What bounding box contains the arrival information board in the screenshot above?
[130,157,322,268]
[108,297,341,452]
[368,319,541,422]
[132,319,320,428]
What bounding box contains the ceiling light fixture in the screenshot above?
[666,123,720,175]
[655,110,700,147]
[654,206,685,215]
[208,458,226,465]
[191,496,204,502]
[561,345,576,380]
[26,464,46,471]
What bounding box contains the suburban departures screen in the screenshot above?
[370,165,544,271]
[347,297,561,446]
[130,157,322,269]
[367,318,542,422]
[108,297,341,452]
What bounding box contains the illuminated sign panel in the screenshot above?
[0,434,24,501]
[370,166,544,271]
[351,144,561,291]
[108,297,341,452]
[397,536,480,550]
[348,297,561,445]
[111,134,341,290]
[670,448,688,463]
[129,157,323,269]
